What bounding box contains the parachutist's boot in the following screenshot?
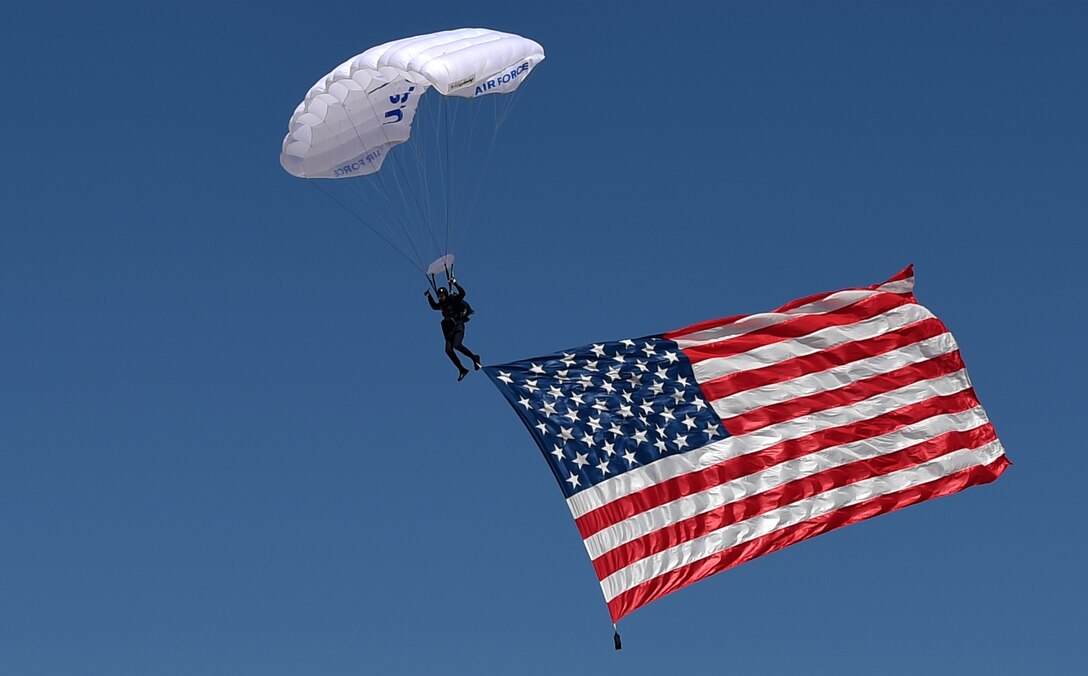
[458,368,469,381]
[472,355,482,371]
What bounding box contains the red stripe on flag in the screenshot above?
[681,292,915,364]
[664,312,752,340]
[766,265,913,315]
[665,266,916,348]
[697,317,949,402]
[574,389,982,539]
[591,424,998,580]
[883,264,916,285]
[722,351,967,435]
[605,453,1009,623]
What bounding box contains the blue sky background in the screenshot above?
[2,2,1086,674]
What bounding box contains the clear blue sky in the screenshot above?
[2,2,1086,674]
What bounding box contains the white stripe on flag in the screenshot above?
[671,286,912,349]
[877,278,915,294]
[565,370,974,519]
[709,332,958,419]
[692,303,935,383]
[599,440,1005,602]
[582,406,991,560]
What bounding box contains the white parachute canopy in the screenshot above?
[279,28,544,275]
[281,28,544,180]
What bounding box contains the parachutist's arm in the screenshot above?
[451,280,465,299]
[426,292,441,310]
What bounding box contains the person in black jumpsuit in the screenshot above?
[425,279,481,380]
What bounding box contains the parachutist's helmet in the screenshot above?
[438,287,449,297]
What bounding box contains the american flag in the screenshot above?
[485,266,1008,623]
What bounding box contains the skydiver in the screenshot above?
[425,278,482,381]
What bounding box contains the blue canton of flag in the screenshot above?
[485,336,728,499]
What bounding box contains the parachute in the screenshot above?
[280,28,545,281]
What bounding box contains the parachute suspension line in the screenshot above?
[376,94,440,263]
[458,85,528,253]
[302,99,418,262]
[366,96,433,264]
[307,181,424,273]
[352,93,431,268]
[400,91,440,249]
[387,143,443,256]
[401,96,448,259]
[410,89,452,264]
[494,80,527,130]
[444,93,483,259]
[449,92,483,241]
[368,85,439,254]
[422,93,443,249]
[455,90,485,220]
[332,96,434,270]
[361,145,430,269]
[443,93,453,260]
[343,175,428,268]
[333,98,416,259]
[443,95,476,256]
[420,93,450,260]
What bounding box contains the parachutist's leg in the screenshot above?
[444,327,469,379]
[446,324,474,378]
[448,326,478,361]
[445,336,467,371]
[455,343,481,370]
